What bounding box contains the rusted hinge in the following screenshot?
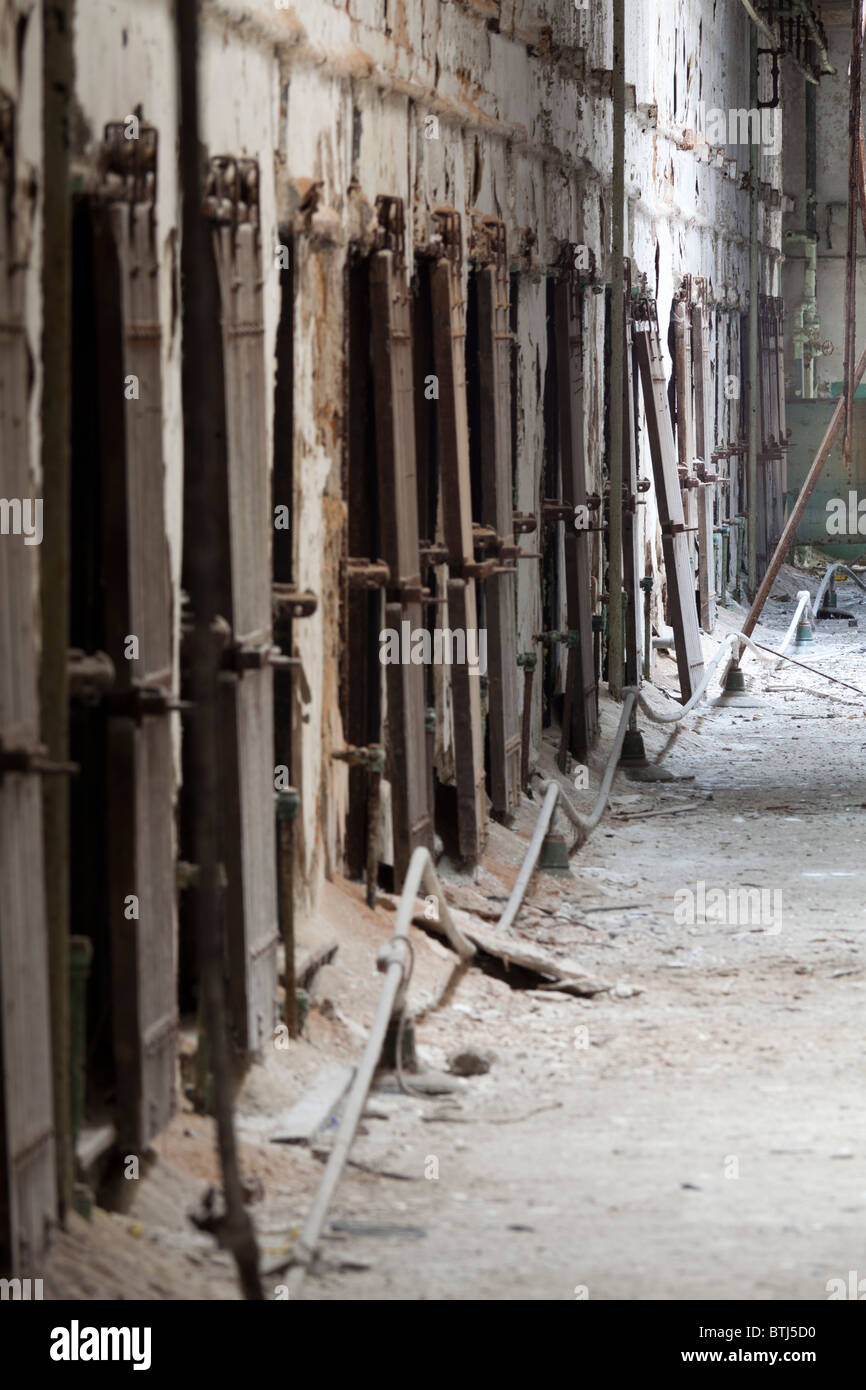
[513,513,537,535]
[206,156,259,226]
[543,497,603,526]
[375,195,405,266]
[419,539,449,567]
[67,649,116,705]
[346,557,390,590]
[0,725,78,777]
[331,743,386,774]
[431,207,462,265]
[99,116,158,202]
[469,213,507,269]
[542,500,576,525]
[221,641,276,673]
[272,584,318,620]
[678,469,702,489]
[534,629,580,651]
[472,523,519,564]
[107,685,187,718]
[462,557,500,581]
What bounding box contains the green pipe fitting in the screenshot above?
[639,575,653,681]
[826,573,837,610]
[276,787,300,821]
[732,517,747,601]
[718,525,731,607]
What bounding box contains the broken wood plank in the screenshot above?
[633,297,705,701]
[476,252,521,817]
[431,236,487,858]
[554,273,598,762]
[270,1065,355,1144]
[623,269,643,686]
[423,908,609,996]
[294,939,339,991]
[692,301,717,632]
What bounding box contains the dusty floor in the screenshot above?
[44,563,866,1301]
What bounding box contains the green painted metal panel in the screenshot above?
[784,399,866,558]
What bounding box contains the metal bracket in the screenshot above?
[346,557,390,590]
[107,685,187,718]
[469,213,507,269]
[0,726,78,778]
[67,649,116,705]
[431,207,462,265]
[419,540,449,567]
[205,156,260,228]
[273,584,318,620]
[375,195,406,267]
[535,629,580,651]
[99,116,157,202]
[542,500,576,525]
[332,743,386,774]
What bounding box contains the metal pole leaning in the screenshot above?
[284,847,473,1297]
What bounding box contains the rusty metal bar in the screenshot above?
[284,847,474,1296]
[844,0,862,472]
[176,0,263,1301]
[748,19,759,593]
[608,0,625,699]
[518,652,536,792]
[41,0,75,1224]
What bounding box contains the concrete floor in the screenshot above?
[42,563,866,1301]
[297,565,866,1301]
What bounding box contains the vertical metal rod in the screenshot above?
[41,0,75,1221]
[748,20,759,595]
[519,655,536,792]
[277,814,298,1038]
[608,0,626,698]
[425,706,436,830]
[641,575,653,682]
[365,767,381,909]
[68,937,92,1152]
[175,0,263,1301]
[844,0,862,471]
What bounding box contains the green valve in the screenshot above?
[537,629,580,650]
[295,989,311,1034]
[795,620,814,648]
[538,832,572,876]
[276,788,300,821]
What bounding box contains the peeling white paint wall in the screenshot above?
[11,0,785,920]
